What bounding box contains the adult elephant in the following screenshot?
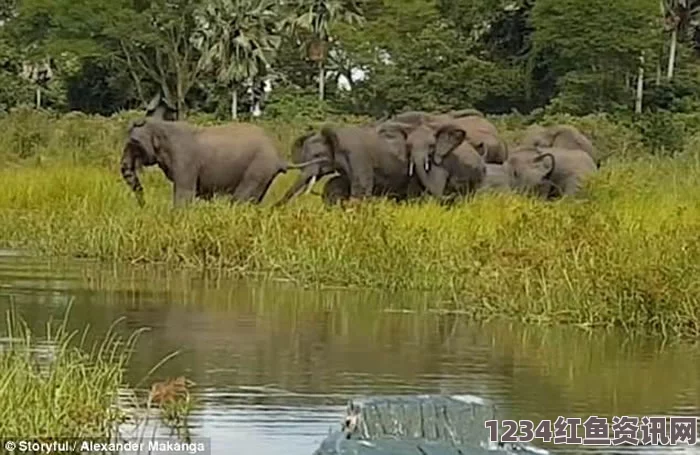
[521,124,599,166]
[448,113,508,164]
[276,124,415,205]
[387,109,508,164]
[381,121,486,200]
[503,146,597,199]
[387,108,483,126]
[120,118,322,207]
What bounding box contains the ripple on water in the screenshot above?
[0,253,699,455]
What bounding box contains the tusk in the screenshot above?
[424,158,431,172]
[408,161,414,176]
[304,175,318,195]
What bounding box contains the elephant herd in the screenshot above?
[119,108,600,208]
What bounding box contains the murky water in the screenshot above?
[1,251,699,455]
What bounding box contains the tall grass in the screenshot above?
[1,156,700,337]
[1,110,700,337]
[0,307,142,438]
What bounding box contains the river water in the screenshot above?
[0,251,699,455]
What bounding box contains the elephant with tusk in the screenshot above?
[120,118,324,207]
[379,121,486,201]
[383,109,508,164]
[275,124,417,206]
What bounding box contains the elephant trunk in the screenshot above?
[274,164,321,206]
[120,143,145,206]
[411,147,447,197]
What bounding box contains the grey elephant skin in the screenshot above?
[503,146,597,199]
[120,118,319,207]
[387,109,508,164]
[478,163,511,193]
[448,114,508,164]
[277,124,416,205]
[521,124,599,167]
[381,122,486,201]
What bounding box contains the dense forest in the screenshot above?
[1,0,699,121]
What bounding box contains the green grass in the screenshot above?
[0,308,142,438]
[1,154,700,338]
[1,109,700,338]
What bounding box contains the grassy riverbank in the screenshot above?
[1,109,700,337]
[1,154,700,337]
[0,309,140,438]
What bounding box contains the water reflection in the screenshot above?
[0,252,698,455]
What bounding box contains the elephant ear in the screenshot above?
[533,152,555,178]
[434,125,466,165]
[320,125,342,161]
[291,131,315,163]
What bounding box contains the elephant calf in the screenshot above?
[503,147,597,199]
[120,118,321,207]
[521,124,599,167]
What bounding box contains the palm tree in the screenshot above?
[284,0,364,100]
[662,0,700,80]
[196,0,282,119]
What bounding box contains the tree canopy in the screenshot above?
[1,0,699,118]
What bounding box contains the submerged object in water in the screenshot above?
[313,394,550,455]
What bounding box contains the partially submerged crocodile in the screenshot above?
[313,395,550,455]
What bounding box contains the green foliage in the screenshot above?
[634,111,689,155]
[197,0,282,87]
[530,0,661,74]
[529,0,662,114]
[0,308,138,438]
[3,156,700,338]
[546,71,632,115]
[2,0,700,124]
[2,112,700,338]
[263,86,338,121]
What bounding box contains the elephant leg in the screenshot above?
[196,183,214,201]
[173,174,198,207]
[322,175,351,206]
[231,176,270,204]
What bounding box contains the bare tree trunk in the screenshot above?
[656,61,662,85]
[636,54,645,114]
[318,60,325,100]
[176,78,185,120]
[667,27,678,80]
[231,89,238,120]
[119,40,147,105]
